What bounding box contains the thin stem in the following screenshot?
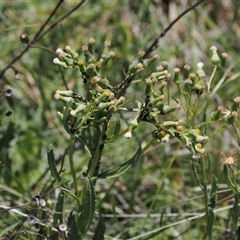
[69,135,79,197]
[0,0,86,78]
[208,65,217,92]
[27,42,57,55]
[144,0,205,57]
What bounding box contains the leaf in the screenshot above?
[232,194,239,229]
[209,174,218,208]
[108,113,121,142]
[93,213,105,240]
[53,191,64,226]
[98,146,142,178]
[47,144,62,183]
[62,100,74,134]
[78,173,95,237]
[67,211,80,240]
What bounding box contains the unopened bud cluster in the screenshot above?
[54,89,125,134]
[53,40,232,158]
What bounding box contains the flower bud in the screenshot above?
[210,109,221,120]
[210,46,221,65]
[197,62,206,78]
[221,52,228,67]
[183,64,191,77]
[55,90,73,97]
[195,143,205,154]
[70,103,86,117]
[53,58,68,68]
[180,79,193,95]
[145,78,152,96]
[161,61,168,70]
[161,104,181,115]
[162,133,170,143]
[143,54,160,67]
[65,46,79,59]
[124,131,132,139]
[231,97,240,111]
[173,68,181,85]
[225,111,238,124]
[20,33,30,44]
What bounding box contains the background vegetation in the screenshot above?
[1,1,240,239]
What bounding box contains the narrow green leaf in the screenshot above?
[53,191,64,226]
[98,146,142,178]
[209,174,218,208]
[93,213,105,240]
[47,144,62,183]
[232,193,239,229]
[63,100,74,134]
[223,164,240,194]
[109,114,121,142]
[67,211,80,240]
[78,173,95,237]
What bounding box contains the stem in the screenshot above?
[69,135,79,197]
[200,155,212,240]
[207,65,217,92]
[87,122,109,178]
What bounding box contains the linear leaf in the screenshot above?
[98,146,142,178]
[47,144,62,183]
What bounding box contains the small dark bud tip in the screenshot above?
[5,110,12,117]
[20,33,30,44]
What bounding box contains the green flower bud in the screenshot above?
[161,61,168,70]
[70,103,86,117]
[225,111,238,124]
[188,129,201,138]
[193,78,205,95]
[161,104,181,115]
[180,79,193,95]
[115,96,125,106]
[88,37,96,53]
[150,96,164,105]
[65,46,79,59]
[195,143,205,154]
[82,45,96,63]
[53,91,72,102]
[53,58,68,68]
[161,121,179,127]
[173,68,181,85]
[210,110,221,121]
[162,133,170,143]
[143,54,160,67]
[221,52,228,68]
[145,78,152,96]
[128,59,139,74]
[231,97,240,111]
[183,64,191,79]
[197,62,206,78]
[55,90,73,97]
[98,102,112,110]
[210,46,221,65]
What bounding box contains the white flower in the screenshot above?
[53,58,60,64]
[124,131,132,139]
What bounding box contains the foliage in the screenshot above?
[1,1,240,239]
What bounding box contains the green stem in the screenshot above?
[200,155,212,239]
[69,135,79,197]
[87,122,109,178]
[208,65,217,92]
